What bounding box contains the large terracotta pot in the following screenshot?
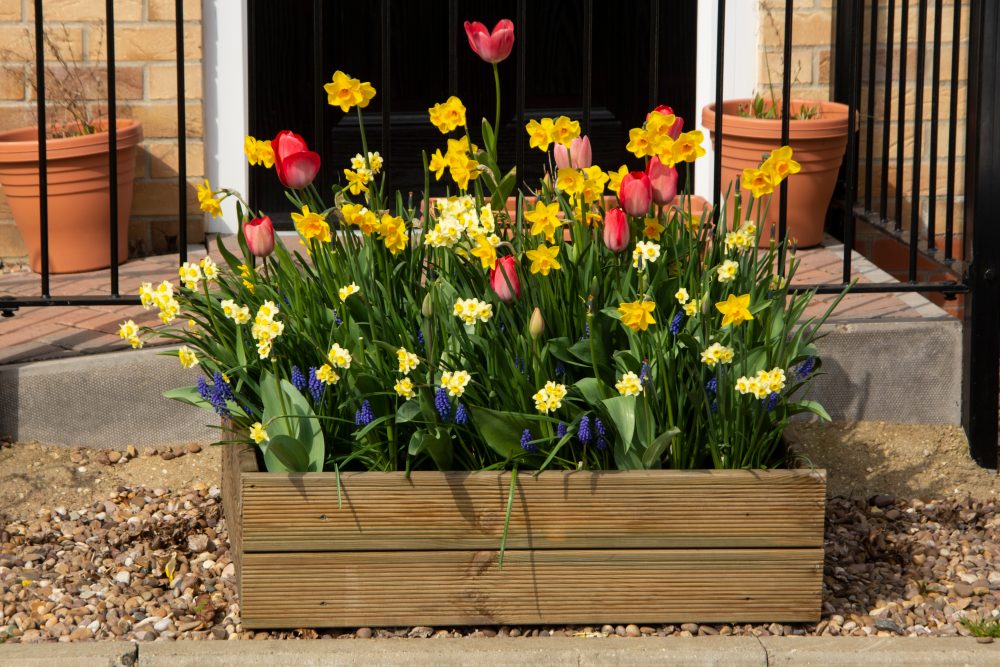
[702,100,848,248]
[0,119,142,273]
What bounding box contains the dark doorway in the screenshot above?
[248,0,698,226]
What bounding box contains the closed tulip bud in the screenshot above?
[618,171,653,217]
[422,293,434,318]
[647,104,684,140]
[602,207,630,252]
[464,19,515,64]
[243,215,275,257]
[553,135,593,170]
[529,307,545,339]
[489,255,521,303]
[645,157,678,206]
[271,130,321,190]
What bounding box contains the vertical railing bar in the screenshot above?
[880,0,896,223]
[448,0,458,95]
[583,0,593,135]
[908,0,927,283]
[843,0,863,285]
[105,0,119,296]
[864,0,879,212]
[927,0,943,252]
[945,0,961,260]
[894,0,909,232]
[312,0,323,177]
[515,0,526,189]
[176,0,187,264]
[380,0,391,196]
[647,0,660,110]
[33,0,49,297]
[713,0,726,210]
[777,0,793,276]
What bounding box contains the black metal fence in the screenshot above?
[2,0,998,466]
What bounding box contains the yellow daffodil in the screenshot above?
[441,370,471,397]
[328,343,352,369]
[118,319,138,340]
[244,136,260,165]
[377,214,408,255]
[670,130,706,163]
[700,342,734,368]
[581,166,608,204]
[448,155,481,191]
[632,241,661,269]
[742,167,775,199]
[532,381,567,414]
[526,244,562,276]
[178,262,202,290]
[607,165,629,194]
[551,116,581,147]
[524,201,562,243]
[643,217,665,239]
[470,234,498,270]
[368,151,383,173]
[626,127,653,158]
[761,146,800,184]
[525,117,555,151]
[675,288,690,304]
[196,179,213,204]
[618,300,656,332]
[177,346,199,368]
[615,371,643,397]
[397,348,420,375]
[716,259,739,283]
[292,205,332,243]
[200,196,222,218]
[316,364,341,385]
[324,70,376,112]
[453,297,493,325]
[725,229,755,252]
[428,149,448,180]
[428,96,467,134]
[199,256,219,281]
[683,298,701,317]
[338,283,360,301]
[343,168,370,195]
[341,203,379,235]
[555,168,584,197]
[394,377,416,399]
[715,293,754,327]
[249,422,269,444]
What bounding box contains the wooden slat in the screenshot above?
[221,442,259,583]
[240,469,826,551]
[240,548,824,628]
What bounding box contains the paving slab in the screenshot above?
[0,641,137,666]
[760,636,1000,666]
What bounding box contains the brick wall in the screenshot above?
[0,0,205,263]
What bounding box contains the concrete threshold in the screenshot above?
[1,637,998,666]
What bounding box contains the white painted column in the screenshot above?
[694,0,759,200]
[203,0,248,235]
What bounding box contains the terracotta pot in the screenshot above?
[0,119,143,273]
[701,100,848,248]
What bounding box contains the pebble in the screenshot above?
[625,624,640,637]
[356,627,372,639]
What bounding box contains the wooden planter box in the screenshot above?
[222,443,826,629]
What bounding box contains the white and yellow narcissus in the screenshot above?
[327,343,352,369]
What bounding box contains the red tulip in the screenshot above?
[244,215,275,257]
[490,255,521,302]
[271,130,321,189]
[645,157,678,206]
[647,104,684,140]
[553,135,593,170]
[464,19,515,64]
[618,171,653,217]
[602,207,629,252]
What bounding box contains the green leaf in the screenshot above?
[641,428,680,468]
[262,434,309,472]
[601,395,636,451]
[469,406,535,461]
[163,385,215,414]
[786,400,831,421]
[419,427,453,470]
[481,118,497,159]
[259,371,324,471]
[574,377,612,405]
[396,399,422,423]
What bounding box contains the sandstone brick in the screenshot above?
[0,26,85,61]
[0,66,25,100]
[148,0,202,22]
[148,63,203,100]
[762,12,833,47]
[818,49,830,84]
[0,220,27,258]
[28,64,143,102]
[131,180,201,216]
[0,188,11,220]
[130,102,202,139]
[95,26,202,62]
[760,48,814,86]
[0,105,35,131]
[0,0,21,21]
[146,141,205,178]
[26,0,142,21]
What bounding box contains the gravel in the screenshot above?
[2,484,1000,643]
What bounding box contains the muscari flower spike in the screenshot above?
[307,367,325,404]
[669,312,683,335]
[291,365,307,391]
[595,418,608,451]
[454,403,469,425]
[639,361,651,386]
[577,415,591,444]
[556,422,567,438]
[520,428,538,453]
[764,392,779,412]
[706,377,718,394]
[434,388,451,421]
[355,400,375,426]
[796,356,816,380]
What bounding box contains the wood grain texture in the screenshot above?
[240,468,827,551]
[240,548,824,628]
[221,442,259,582]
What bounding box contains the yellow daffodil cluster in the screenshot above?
[341,203,379,235]
[244,135,275,168]
[453,297,493,325]
[741,146,801,199]
[632,241,661,270]
[700,342,735,368]
[724,222,757,252]
[292,205,332,244]
[377,214,409,255]
[615,371,643,397]
[392,347,421,399]
[250,300,284,360]
[315,364,340,385]
[138,280,180,324]
[350,151,383,174]
[196,179,222,218]
[428,96,467,134]
[554,166,608,221]
[736,368,787,399]
[428,136,482,191]
[525,116,580,152]
[249,422,269,444]
[716,259,739,283]
[117,319,142,349]
[715,293,754,327]
[394,377,416,399]
[324,70,376,113]
[343,166,370,195]
[200,256,219,282]
[618,300,656,332]
[440,370,471,397]
[532,381,567,414]
[328,343,353,369]
[525,244,561,275]
[178,261,202,290]
[220,299,251,324]
[625,111,705,166]
[683,298,702,317]
[177,345,199,369]
[338,283,360,301]
[424,196,496,250]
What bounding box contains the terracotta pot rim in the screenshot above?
[702,100,849,137]
[0,119,143,162]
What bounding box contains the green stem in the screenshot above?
[498,464,518,570]
[492,63,501,156]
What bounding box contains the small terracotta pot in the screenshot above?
[702,100,848,248]
[0,119,143,273]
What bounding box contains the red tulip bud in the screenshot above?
[646,157,678,206]
[618,171,653,217]
[553,135,593,170]
[647,104,684,140]
[243,215,275,257]
[602,207,630,252]
[464,19,515,64]
[271,130,321,189]
[489,255,521,303]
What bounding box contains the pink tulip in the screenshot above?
[244,215,275,257]
[618,171,653,217]
[464,19,515,64]
[489,255,521,302]
[553,135,593,169]
[602,207,630,252]
[646,157,678,206]
[271,130,321,189]
[647,104,684,140]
